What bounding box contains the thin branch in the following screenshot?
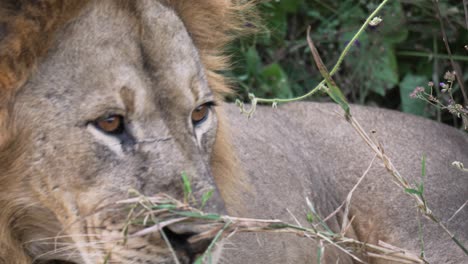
[160,228,182,264]
[464,0,468,30]
[447,200,468,222]
[432,0,468,105]
[345,115,467,256]
[341,155,377,234]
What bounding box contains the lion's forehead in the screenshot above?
[25,0,209,116]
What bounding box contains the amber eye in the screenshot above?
[95,115,125,134]
[191,104,211,126]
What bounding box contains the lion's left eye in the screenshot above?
[192,103,213,126]
[94,115,125,134]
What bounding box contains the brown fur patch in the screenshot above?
[120,86,136,114]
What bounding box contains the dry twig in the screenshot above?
[115,193,425,264]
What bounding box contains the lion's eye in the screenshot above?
[95,115,125,134]
[191,103,212,126]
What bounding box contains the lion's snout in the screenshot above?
[162,223,220,263]
[68,192,225,264]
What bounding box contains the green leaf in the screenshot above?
[400,74,428,116]
[151,204,177,210]
[353,42,398,97]
[380,1,408,44]
[418,155,426,194]
[171,211,221,221]
[201,189,214,209]
[306,213,314,223]
[421,154,426,178]
[418,183,424,195]
[326,82,350,114]
[341,23,401,98]
[259,63,292,98]
[245,47,261,77]
[405,188,421,195]
[260,5,288,41]
[370,45,399,96]
[181,172,192,202]
[307,31,350,114]
[279,0,302,13]
[317,246,324,264]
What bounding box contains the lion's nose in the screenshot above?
[163,221,222,263]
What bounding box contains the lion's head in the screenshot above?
[0,1,251,263]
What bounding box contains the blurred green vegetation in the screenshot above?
[227,0,468,128]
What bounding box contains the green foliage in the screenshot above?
[228,0,467,128]
[400,74,428,116]
[181,172,215,209]
[171,211,221,220]
[201,189,214,210]
[404,155,426,201]
[181,171,192,203]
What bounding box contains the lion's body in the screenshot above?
[223,103,468,264]
[0,1,466,264]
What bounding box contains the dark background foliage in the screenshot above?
[227,0,468,129]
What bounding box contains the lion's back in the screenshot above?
[223,102,467,263]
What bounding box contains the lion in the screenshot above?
[0,0,466,264]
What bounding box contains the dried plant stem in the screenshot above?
[345,114,468,255]
[432,0,468,105]
[195,220,232,264]
[218,217,422,263]
[160,228,181,264]
[120,194,425,264]
[340,154,376,234]
[447,200,468,222]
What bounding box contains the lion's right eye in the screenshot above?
[94,115,125,135]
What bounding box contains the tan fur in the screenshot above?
[0,1,466,264]
[0,0,250,213]
[165,0,256,210]
[0,1,253,263]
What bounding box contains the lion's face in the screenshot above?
[9,1,225,263]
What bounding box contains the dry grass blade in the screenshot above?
[340,154,376,234]
[345,115,468,256]
[116,193,426,264]
[447,200,468,222]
